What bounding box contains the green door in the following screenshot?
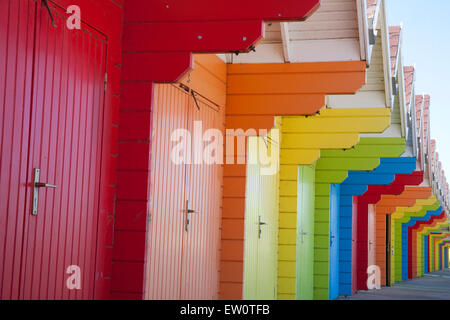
[296,164,316,300]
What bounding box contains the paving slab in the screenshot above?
[338,269,450,300]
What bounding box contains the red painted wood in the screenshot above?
[122,0,321,300]
[116,0,321,300]
[19,4,107,299]
[50,0,123,300]
[410,212,446,232]
[124,0,320,22]
[355,171,424,290]
[0,0,122,300]
[355,198,369,290]
[0,0,121,300]
[123,21,264,52]
[121,52,193,83]
[0,0,36,299]
[122,0,320,82]
[407,226,413,278]
[368,205,376,268]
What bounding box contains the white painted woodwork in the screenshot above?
[223,0,374,64]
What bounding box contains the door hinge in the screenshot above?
[104,73,107,92]
[41,0,57,27]
[191,90,200,110]
[179,83,190,92]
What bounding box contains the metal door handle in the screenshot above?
[32,168,57,216]
[258,216,267,239]
[35,182,58,188]
[300,230,309,243]
[185,200,197,231]
[330,233,336,247]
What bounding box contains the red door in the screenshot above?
[147,84,221,299]
[368,205,376,269]
[386,214,391,286]
[0,1,107,299]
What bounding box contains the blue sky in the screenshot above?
[387,0,450,178]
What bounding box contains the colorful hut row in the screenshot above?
[0,0,448,300]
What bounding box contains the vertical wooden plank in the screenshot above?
[243,135,279,300]
[0,0,36,300]
[257,139,279,300]
[386,214,391,286]
[296,165,315,300]
[328,184,339,299]
[368,205,376,270]
[351,196,358,294]
[181,93,222,299]
[145,84,187,299]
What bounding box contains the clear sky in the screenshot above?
[386,0,450,178]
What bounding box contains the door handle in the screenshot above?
[258,216,267,239]
[32,168,58,216]
[35,182,58,188]
[300,230,309,243]
[330,233,336,247]
[185,200,197,231]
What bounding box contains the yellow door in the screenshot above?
[243,135,279,299]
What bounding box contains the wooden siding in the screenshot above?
[229,0,363,64]
[145,55,226,299]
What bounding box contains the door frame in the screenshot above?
[49,0,122,299]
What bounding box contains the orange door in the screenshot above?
[147,84,222,299]
[146,84,189,299]
[181,93,222,299]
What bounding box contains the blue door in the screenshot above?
[424,236,428,274]
[329,184,340,299]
